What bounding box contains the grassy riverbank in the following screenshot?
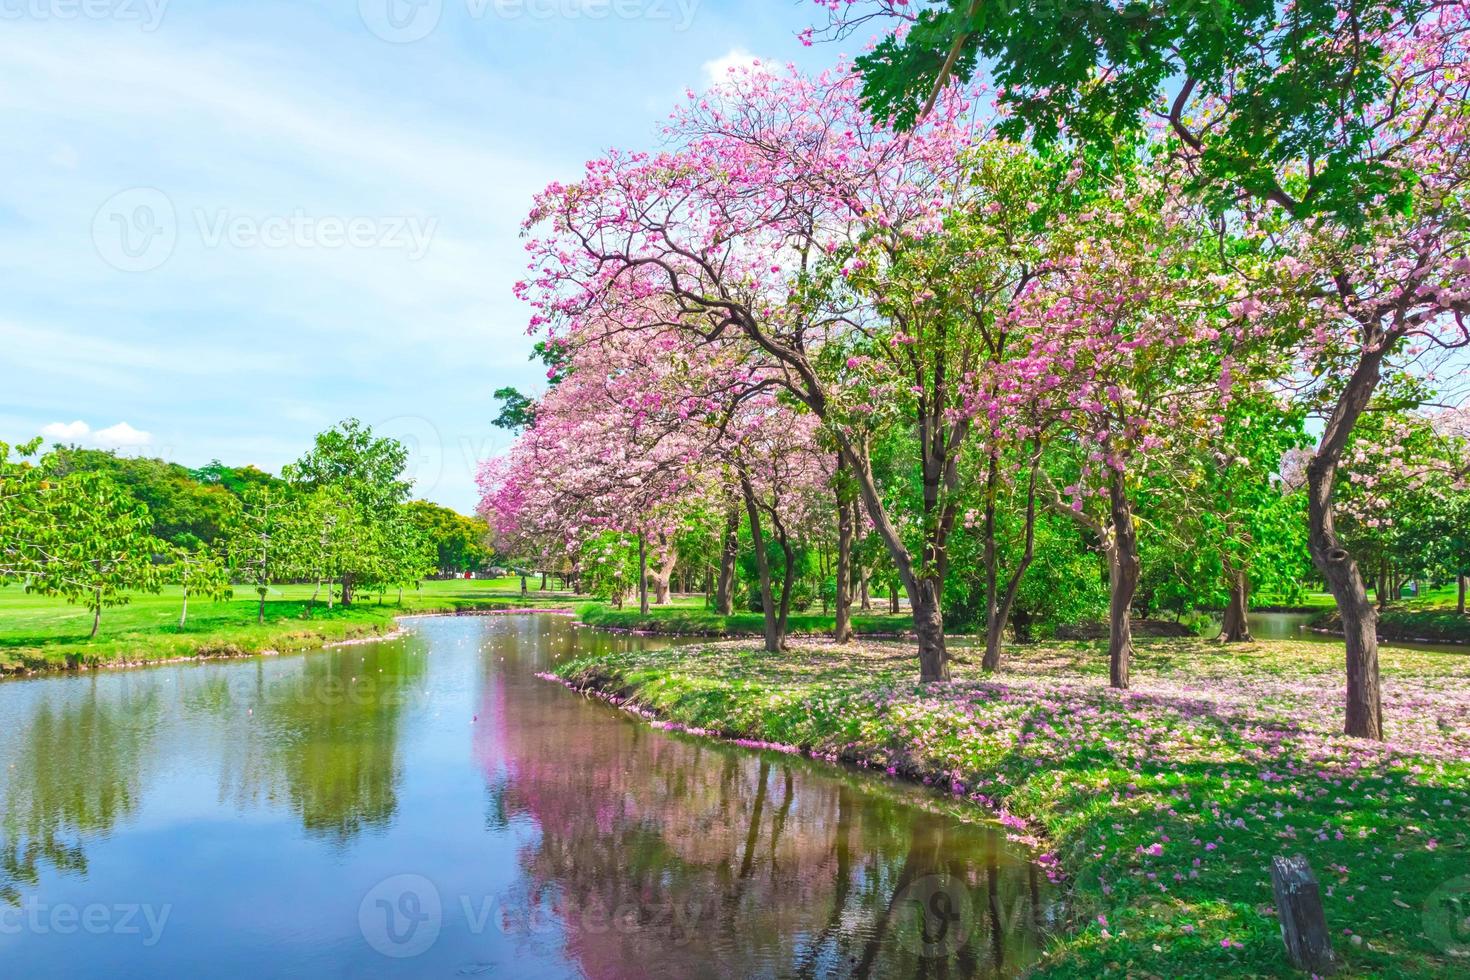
[1312,584,1470,645]
[577,599,914,637]
[555,637,1470,977]
[0,578,569,674]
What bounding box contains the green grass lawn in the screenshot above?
[555,636,1470,978]
[0,577,579,673]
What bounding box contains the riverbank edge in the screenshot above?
[1309,608,1470,645]
[0,604,577,678]
[547,642,1470,978]
[541,663,1081,967]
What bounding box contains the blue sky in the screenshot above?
[0,0,842,511]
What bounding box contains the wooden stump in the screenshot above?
[1271,855,1337,974]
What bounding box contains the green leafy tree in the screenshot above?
[30,473,162,638]
[837,0,1421,221]
[169,543,233,630]
[232,484,288,625]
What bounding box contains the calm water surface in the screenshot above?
[0,614,1055,978]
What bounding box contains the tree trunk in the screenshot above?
[91,595,101,639]
[859,568,871,611]
[739,468,782,653]
[834,460,854,644]
[540,570,547,591]
[1306,347,1385,740]
[911,578,950,683]
[834,432,957,684]
[1106,474,1140,690]
[981,441,1041,671]
[715,503,739,616]
[341,576,353,606]
[650,534,676,605]
[257,591,265,625]
[520,574,527,596]
[776,532,795,645]
[1219,561,1252,643]
[1459,574,1466,615]
[889,582,898,614]
[638,533,650,615]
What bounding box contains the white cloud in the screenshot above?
[39,420,152,449]
[92,422,153,448]
[40,420,90,440]
[702,48,768,88]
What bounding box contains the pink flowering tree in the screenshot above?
[520,65,1064,681]
[1013,168,1243,687]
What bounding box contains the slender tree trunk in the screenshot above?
[638,533,650,615]
[1306,348,1385,740]
[715,503,739,616]
[1219,561,1253,643]
[1459,574,1466,615]
[180,586,189,631]
[257,591,265,625]
[520,574,527,596]
[91,595,101,639]
[540,570,547,591]
[859,568,871,611]
[776,532,795,645]
[1106,474,1140,690]
[834,457,854,644]
[889,582,898,614]
[835,433,955,683]
[341,576,353,606]
[982,441,1041,671]
[739,468,782,653]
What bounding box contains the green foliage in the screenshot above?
[491,387,537,432]
[853,0,1421,221]
[404,499,493,574]
[45,446,238,546]
[26,472,163,633]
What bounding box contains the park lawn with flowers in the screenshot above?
[555,636,1470,977]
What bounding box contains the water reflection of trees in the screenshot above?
[210,639,427,845]
[0,679,161,904]
[488,668,1056,979]
[1,638,428,903]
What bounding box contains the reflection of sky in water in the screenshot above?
[0,615,1056,978]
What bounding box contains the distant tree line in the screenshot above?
[0,419,494,636]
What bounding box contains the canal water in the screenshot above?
[0,614,1055,978]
